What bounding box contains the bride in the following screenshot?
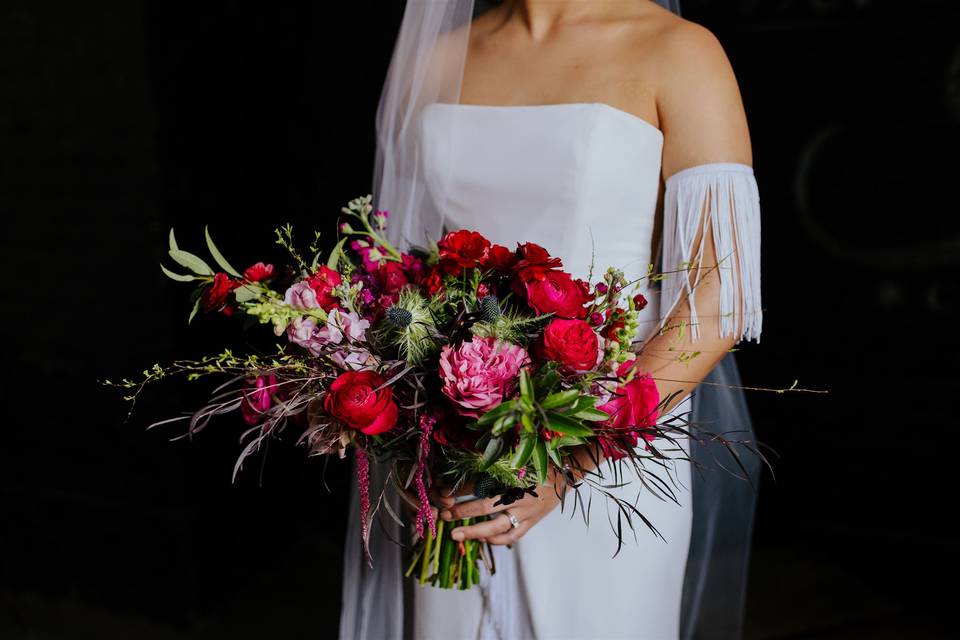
[341,1,763,639]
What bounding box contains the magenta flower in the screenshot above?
[240,373,278,426]
[439,337,530,417]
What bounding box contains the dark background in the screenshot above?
[2,0,958,638]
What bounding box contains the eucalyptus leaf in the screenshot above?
[169,248,214,276]
[160,264,199,282]
[205,226,242,277]
[187,296,201,324]
[233,284,261,303]
[168,228,179,252]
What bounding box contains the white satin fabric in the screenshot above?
[411,101,698,640]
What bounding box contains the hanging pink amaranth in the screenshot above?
[414,414,437,538]
[355,447,373,568]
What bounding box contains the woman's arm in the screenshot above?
[438,20,758,544]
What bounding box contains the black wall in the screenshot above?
[2,1,957,638]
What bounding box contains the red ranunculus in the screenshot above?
[307,265,342,311]
[323,370,398,435]
[201,273,241,316]
[421,265,445,296]
[376,260,410,297]
[513,242,562,282]
[244,262,275,282]
[524,270,592,318]
[482,243,517,273]
[597,360,660,461]
[438,230,491,274]
[541,318,600,371]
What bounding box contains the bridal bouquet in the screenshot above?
[108,194,708,590]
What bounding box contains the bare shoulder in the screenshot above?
[643,13,753,176]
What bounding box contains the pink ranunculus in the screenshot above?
[240,373,278,426]
[439,337,530,417]
[284,281,320,310]
[596,359,661,461]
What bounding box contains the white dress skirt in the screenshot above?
[338,101,763,640]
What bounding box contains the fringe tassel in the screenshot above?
[658,162,763,344]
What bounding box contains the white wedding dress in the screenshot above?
[337,97,761,640]
[398,101,759,640]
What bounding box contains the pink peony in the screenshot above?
[439,337,530,417]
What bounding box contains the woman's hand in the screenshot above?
[432,467,570,546]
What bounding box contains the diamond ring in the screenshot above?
[503,509,520,529]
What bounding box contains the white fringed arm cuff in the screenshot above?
[658,162,763,344]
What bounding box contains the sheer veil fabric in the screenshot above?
[340,1,762,638]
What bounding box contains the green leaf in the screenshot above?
[556,435,586,448]
[233,284,261,303]
[546,440,563,467]
[540,388,580,410]
[573,408,611,422]
[519,412,534,432]
[478,436,503,471]
[510,433,536,469]
[519,368,533,403]
[570,396,598,413]
[169,248,214,276]
[205,226,242,277]
[476,400,516,427]
[160,263,199,282]
[187,296,201,324]
[532,440,548,485]
[546,412,595,437]
[533,364,560,396]
[492,414,514,437]
[326,236,349,270]
[168,228,179,252]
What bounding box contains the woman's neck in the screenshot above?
[508,0,622,40]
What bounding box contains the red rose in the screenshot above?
[244,262,275,282]
[201,273,241,316]
[307,265,342,311]
[524,270,592,318]
[482,244,517,273]
[597,360,660,461]
[323,370,398,435]
[541,318,600,371]
[513,242,562,282]
[438,230,491,274]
